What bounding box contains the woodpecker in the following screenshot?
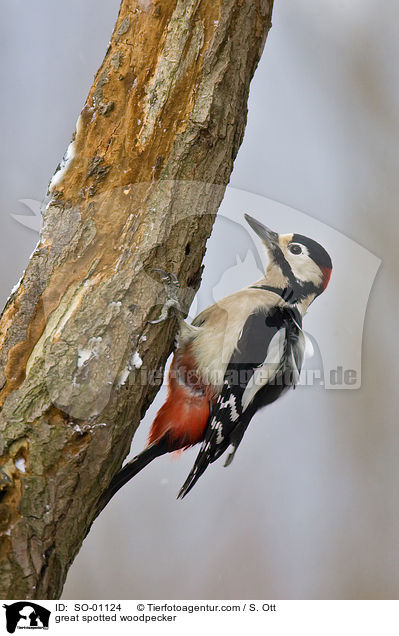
[100,214,332,507]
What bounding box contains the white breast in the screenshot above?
[187,288,283,392]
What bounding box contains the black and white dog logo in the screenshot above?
[3,602,50,633]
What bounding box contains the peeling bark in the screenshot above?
[0,0,274,598]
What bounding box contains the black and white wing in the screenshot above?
[178,305,305,498]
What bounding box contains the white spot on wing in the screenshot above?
[241,328,286,411]
[219,392,240,421]
[216,424,224,446]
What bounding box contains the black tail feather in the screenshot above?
[177,445,213,499]
[177,461,208,499]
[97,435,170,512]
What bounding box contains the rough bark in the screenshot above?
[0,0,274,599]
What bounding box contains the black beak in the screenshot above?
[244,214,279,248]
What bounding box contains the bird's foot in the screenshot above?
[149,269,182,324]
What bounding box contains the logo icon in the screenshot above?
[3,603,50,633]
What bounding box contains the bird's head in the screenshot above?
[245,213,332,306]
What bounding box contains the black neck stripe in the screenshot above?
[251,282,319,304]
[250,285,295,302]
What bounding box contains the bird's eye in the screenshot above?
[289,243,302,255]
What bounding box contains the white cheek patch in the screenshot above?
[285,245,323,285]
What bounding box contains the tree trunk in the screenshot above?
[0,0,274,599]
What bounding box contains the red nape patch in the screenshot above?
[321,266,332,290]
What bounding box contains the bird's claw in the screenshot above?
[149,268,182,324]
[152,268,179,287]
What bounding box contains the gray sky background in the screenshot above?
[1,0,399,599]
